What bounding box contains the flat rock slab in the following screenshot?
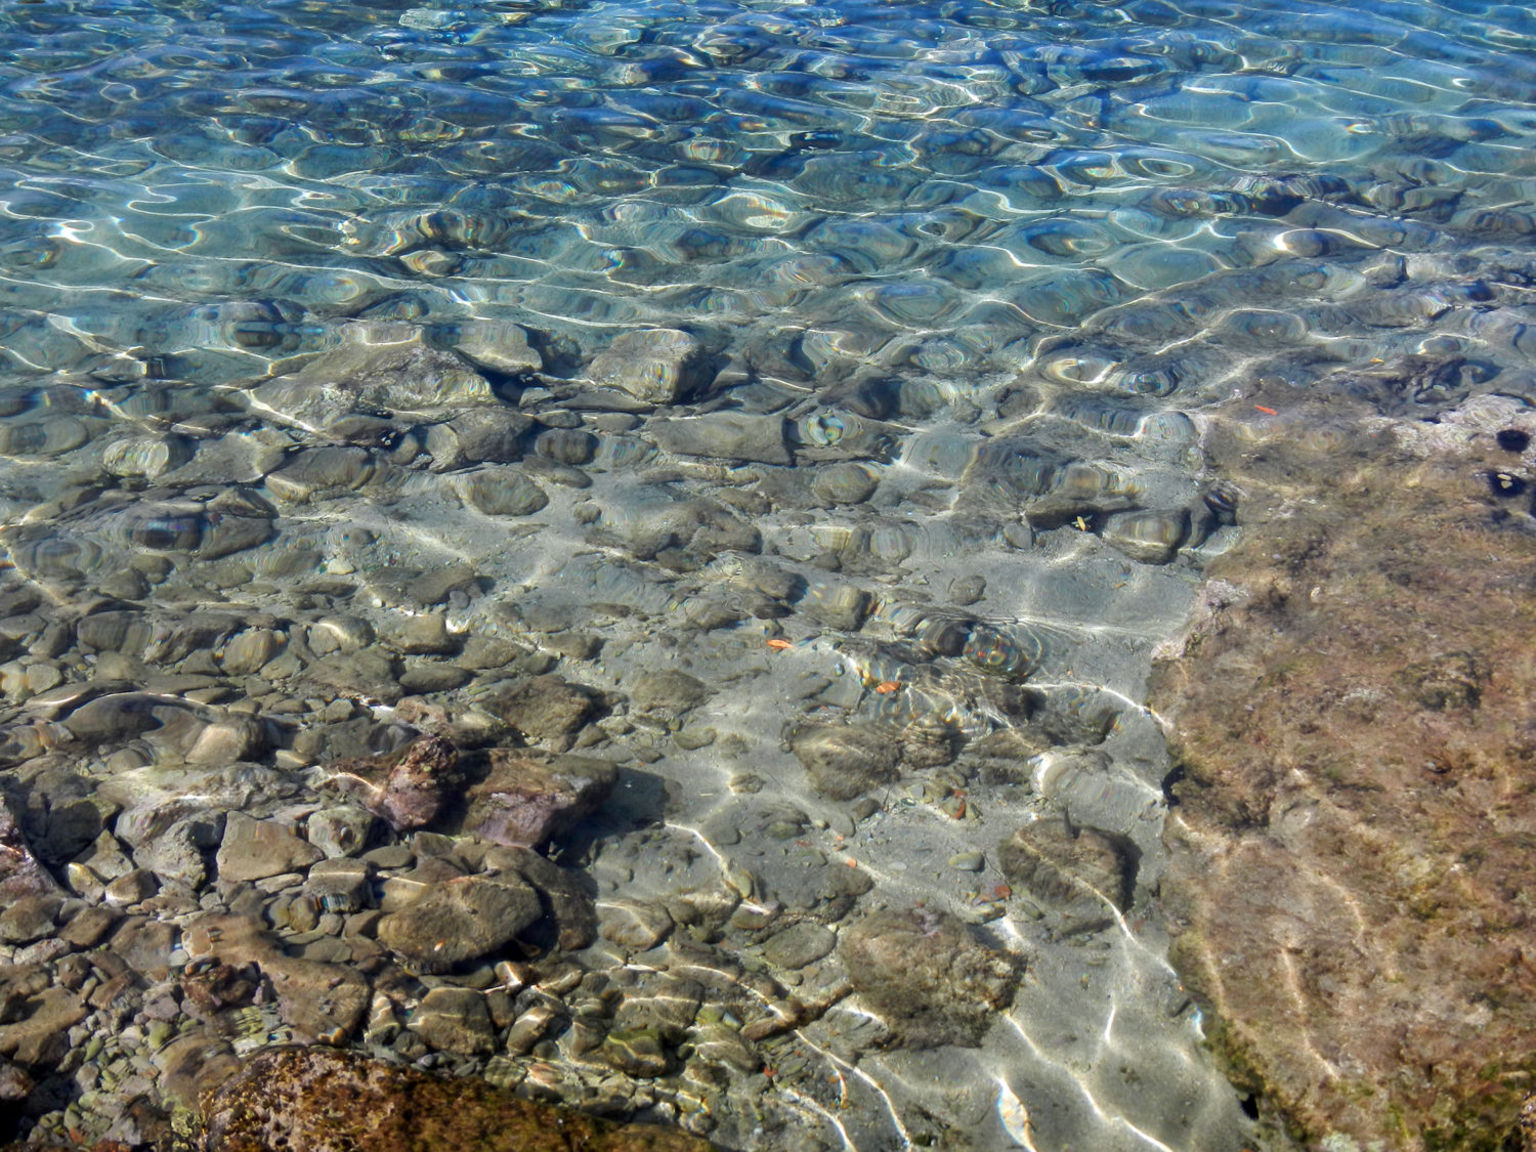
[196,1046,716,1151]
[1150,391,1536,1150]
[217,813,323,883]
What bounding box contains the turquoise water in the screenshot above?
[5,0,1535,399]
[3,0,1536,1148]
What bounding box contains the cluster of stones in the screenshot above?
[0,308,1238,1148]
[0,662,1054,1150]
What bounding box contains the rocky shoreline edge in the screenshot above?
[1151,385,1536,1151]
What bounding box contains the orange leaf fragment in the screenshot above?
[874,680,901,694]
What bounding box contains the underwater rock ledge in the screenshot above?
[1149,382,1536,1150]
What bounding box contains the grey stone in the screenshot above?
[811,462,878,505]
[798,581,872,632]
[109,915,178,979]
[762,922,836,970]
[612,975,702,1035]
[104,869,158,909]
[426,409,533,470]
[407,565,480,606]
[131,812,224,889]
[649,413,791,465]
[0,988,86,1066]
[1101,508,1190,564]
[456,468,549,518]
[586,328,711,406]
[249,324,496,429]
[216,813,323,883]
[303,651,402,704]
[790,722,901,800]
[185,716,268,766]
[377,875,541,970]
[397,664,472,694]
[303,858,373,914]
[306,807,376,859]
[629,669,709,715]
[839,909,1018,1048]
[264,447,376,503]
[390,615,458,656]
[409,987,497,1056]
[0,894,59,944]
[60,905,120,949]
[218,629,285,675]
[598,899,673,950]
[451,320,543,376]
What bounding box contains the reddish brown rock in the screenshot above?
[1150,389,1536,1150]
[321,734,460,831]
[195,1046,715,1151]
[462,749,617,849]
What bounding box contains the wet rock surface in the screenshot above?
[1151,390,1536,1151]
[837,908,1018,1048]
[195,1047,715,1151]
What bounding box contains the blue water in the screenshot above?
[4,0,1536,397]
[5,0,1536,1148]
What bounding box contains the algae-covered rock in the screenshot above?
[790,722,901,800]
[1150,390,1536,1150]
[837,908,1018,1048]
[998,816,1135,933]
[196,1046,716,1150]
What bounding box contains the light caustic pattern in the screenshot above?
[1,0,1536,1148]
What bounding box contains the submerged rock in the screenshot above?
[0,795,62,906]
[790,722,901,800]
[998,817,1135,933]
[195,1047,715,1150]
[248,322,497,430]
[486,675,597,748]
[462,749,617,849]
[1150,392,1536,1150]
[377,874,541,971]
[319,734,461,832]
[183,914,369,1043]
[838,908,1018,1048]
[586,328,712,407]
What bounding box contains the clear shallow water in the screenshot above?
[3,0,1536,1148]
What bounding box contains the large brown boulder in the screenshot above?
[196,1047,715,1151]
[1149,387,1536,1150]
